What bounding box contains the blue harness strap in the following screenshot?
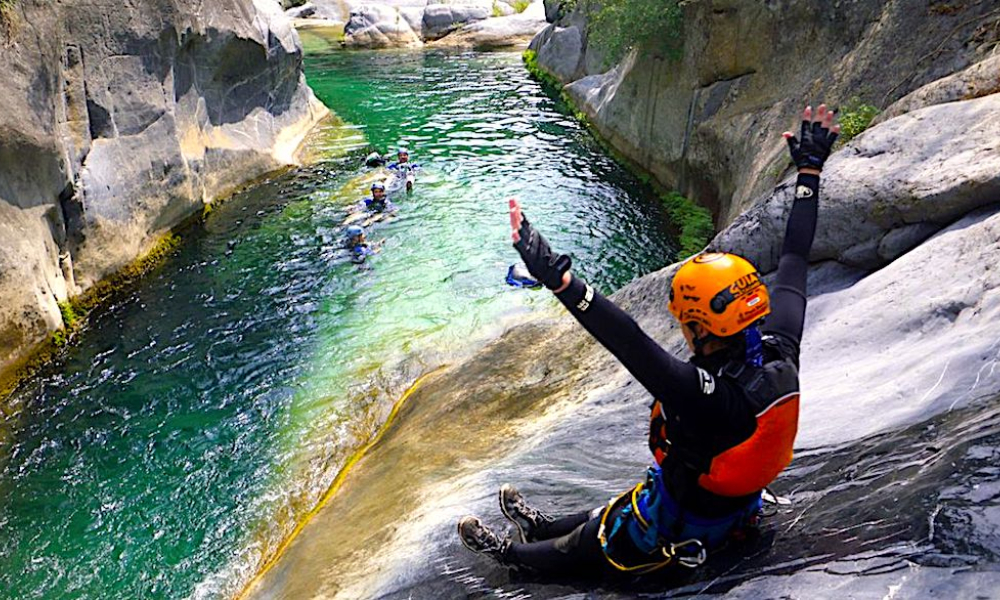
[745,322,764,367]
[617,466,762,554]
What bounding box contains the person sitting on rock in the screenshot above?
[457,105,839,577]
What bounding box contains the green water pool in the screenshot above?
[0,47,682,599]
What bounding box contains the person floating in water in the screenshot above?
[343,182,397,228]
[363,181,396,213]
[457,104,840,577]
[365,150,387,168]
[344,224,382,264]
[387,147,419,191]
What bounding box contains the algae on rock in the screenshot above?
[0,0,329,385]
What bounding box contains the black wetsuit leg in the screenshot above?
[530,510,591,541]
[504,516,606,575]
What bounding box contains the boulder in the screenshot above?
[543,0,560,23]
[285,2,317,18]
[0,0,328,376]
[878,55,1000,122]
[421,1,492,40]
[343,4,423,47]
[430,0,547,49]
[307,0,350,20]
[530,24,584,81]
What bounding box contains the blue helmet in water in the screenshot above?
[397,147,409,157]
[347,225,364,237]
[371,182,385,192]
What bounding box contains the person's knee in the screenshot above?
[553,523,586,554]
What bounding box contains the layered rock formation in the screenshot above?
[0,0,328,377]
[339,0,547,49]
[529,0,1000,225]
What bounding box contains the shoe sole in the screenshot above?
[498,485,527,543]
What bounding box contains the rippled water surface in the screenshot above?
[0,48,681,599]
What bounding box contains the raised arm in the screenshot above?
[508,199,698,400]
[763,105,839,349]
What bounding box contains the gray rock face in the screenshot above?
[715,93,1000,274]
[0,0,327,375]
[342,0,546,48]
[542,0,560,23]
[421,2,491,40]
[343,3,423,47]
[286,2,318,18]
[304,0,349,20]
[530,25,582,81]
[429,0,547,49]
[879,55,1000,122]
[530,0,1000,225]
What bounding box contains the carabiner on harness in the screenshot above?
[760,487,791,518]
[668,538,707,568]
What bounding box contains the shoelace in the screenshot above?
[514,497,552,524]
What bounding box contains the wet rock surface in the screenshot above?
[0,0,327,376]
[244,87,1000,598]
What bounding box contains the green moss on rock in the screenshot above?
[838,98,881,144]
[0,233,181,400]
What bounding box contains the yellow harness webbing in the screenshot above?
[596,482,707,574]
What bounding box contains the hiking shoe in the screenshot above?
[457,516,511,563]
[499,483,553,543]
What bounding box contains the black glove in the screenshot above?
[513,214,571,290]
[785,117,838,171]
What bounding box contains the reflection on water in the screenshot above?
[0,49,682,599]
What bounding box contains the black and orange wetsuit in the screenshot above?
[501,172,820,575]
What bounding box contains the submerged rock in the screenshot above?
[0,0,328,377]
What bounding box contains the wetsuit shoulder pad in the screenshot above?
[720,357,798,415]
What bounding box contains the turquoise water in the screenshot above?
[0,48,681,599]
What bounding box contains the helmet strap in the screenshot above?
[688,323,716,357]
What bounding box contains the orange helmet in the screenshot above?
[668,253,770,337]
